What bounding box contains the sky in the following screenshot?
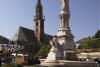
[0,0,99,41]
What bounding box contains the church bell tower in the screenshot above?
[34,0,45,43]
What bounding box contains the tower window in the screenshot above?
[36,22,38,26]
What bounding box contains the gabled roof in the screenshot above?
[0,35,9,44]
[44,34,53,41]
[11,27,37,42]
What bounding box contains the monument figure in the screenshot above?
[59,0,69,12]
[59,0,66,11]
[50,36,63,53]
[46,36,64,60]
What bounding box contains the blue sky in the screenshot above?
[0,0,99,41]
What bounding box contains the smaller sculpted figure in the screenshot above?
[48,36,64,60]
[50,36,61,52]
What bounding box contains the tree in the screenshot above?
[34,42,51,59]
[78,30,100,52]
[95,30,100,38]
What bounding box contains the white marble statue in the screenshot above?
[50,36,63,52]
[59,0,69,11]
[46,36,64,60]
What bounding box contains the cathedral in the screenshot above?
[10,0,52,54]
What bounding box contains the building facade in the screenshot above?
[10,0,52,54]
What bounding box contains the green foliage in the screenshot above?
[1,64,12,67]
[12,63,23,67]
[79,37,100,49]
[95,30,100,38]
[34,42,51,59]
[78,30,100,52]
[25,56,40,65]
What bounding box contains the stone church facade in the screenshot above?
[10,0,52,54]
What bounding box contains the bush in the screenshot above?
[12,63,23,67]
[34,42,51,59]
[1,64,12,67]
[27,57,40,65]
[78,37,100,52]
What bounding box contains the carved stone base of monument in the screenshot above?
[39,59,98,67]
[40,44,66,67]
[64,51,79,60]
[46,46,64,60]
[40,60,65,67]
[39,35,98,67]
[56,29,77,60]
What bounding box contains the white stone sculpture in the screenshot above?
[46,36,64,60]
[59,0,69,11]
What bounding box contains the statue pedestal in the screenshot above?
[40,44,65,67]
[46,45,64,60]
[64,51,79,60]
[40,59,98,67]
[56,23,76,60]
[46,51,64,60]
[41,60,65,67]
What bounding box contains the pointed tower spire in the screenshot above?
[34,0,45,44]
[37,0,41,7]
[35,0,43,19]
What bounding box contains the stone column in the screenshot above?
[57,0,76,60]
